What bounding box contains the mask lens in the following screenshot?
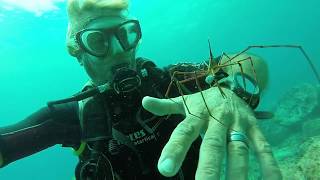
[117,21,141,50]
[81,30,108,57]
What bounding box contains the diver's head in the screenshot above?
[66,0,141,85]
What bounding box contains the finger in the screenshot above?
[157,115,205,177]
[225,98,250,179]
[196,117,228,180]
[226,133,249,180]
[142,96,184,116]
[248,124,282,180]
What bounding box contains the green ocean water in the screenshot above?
[0,0,319,179]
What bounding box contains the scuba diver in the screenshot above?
[0,0,282,179]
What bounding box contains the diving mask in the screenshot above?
[76,20,142,57]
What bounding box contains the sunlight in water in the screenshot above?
[0,0,65,16]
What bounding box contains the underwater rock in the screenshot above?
[258,83,320,145]
[273,134,302,161]
[247,136,320,179]
[302,117,320,138]
[274,83,320,126]
[296,136,320,178]
[258,120,292,145]
[248,83,320,178]
[279,135,320,179]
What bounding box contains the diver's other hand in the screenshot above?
[142,87,282,179]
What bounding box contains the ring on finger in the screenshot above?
[227,130,249,148]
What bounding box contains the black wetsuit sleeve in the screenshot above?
[0,101,81,168]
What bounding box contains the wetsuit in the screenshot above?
[0,58,214,180]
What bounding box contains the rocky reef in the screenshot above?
[279,136,320,179]
[274,83,320,126]
[250,83,320,179]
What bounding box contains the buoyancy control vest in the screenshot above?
[74,58,180,180]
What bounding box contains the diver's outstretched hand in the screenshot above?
[142,87,282,180]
